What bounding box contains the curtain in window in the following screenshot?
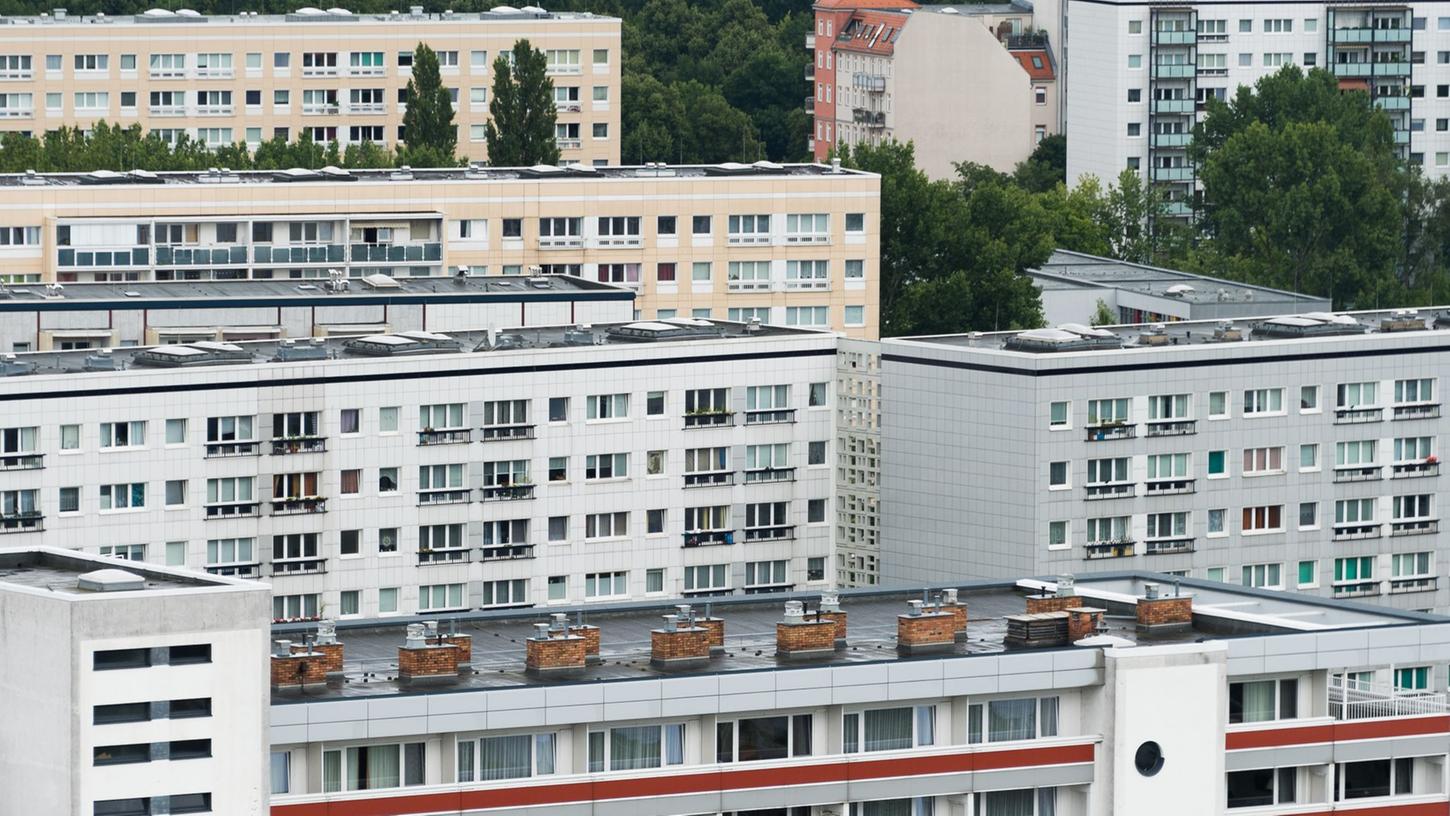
[1040,697,1059,738]
[610,725,662,770]
[862,799,913,816]
[980,789,1034,816]
[270,751,290,795]
[665,723,685,765]
[1239,681,1276,722]
[534,733,556,775]
[987,699,1037,742]
[1037,788,1057,816]
[915,706,935,747]
[863,707,913,751]
[457,740,475,782]
[347,745,400,790]
[480,735,531,779]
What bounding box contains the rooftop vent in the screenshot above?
[1137,323,1169,346]
[1381,310,1426,333]
[343,331,460,357]
[1005,323,1123,353]
[1164,283,1195,297]
[132,341,251,368]
[77,568,144,592]
[1210,321,1243,342]
[1253,312,1366,339]
[361,273,401,289]
[271,339,328,362]
[605,319,726,343]
[0,355,35,377]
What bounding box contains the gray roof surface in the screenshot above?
[1031,249,1328,308]
[0,549,229,595]
[0,274,625,305]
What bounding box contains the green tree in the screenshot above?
[1011,134,1066,194]
[1090,299,1116,326]
[402,43,458,162]
[621,73,687,163]
[485,40,560,167]
[679,80,761,163]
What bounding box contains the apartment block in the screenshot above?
[877,309,1450,613]
[1066,1,1450,216]
[0,319,838,620]
[0,6,621,163]
[45,571,1439,815]
[0,547,270,816]
[809,0,1060,179]
[0,163,880,339]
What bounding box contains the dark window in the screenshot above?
[647,392,665,415]
[548,397,568,422]
[647,508,665,534]
[404,742,426,786]
[94,743,150,766]
[1343,759,1391,799]
[1227,768,1273,808]
[340,529,360,556]
[94,798,149,816]
[808,499,826,523]
[167,644,211,665]
[1278,678,1297,719]
[169,739,212,760]
[1395,757,1413,795]
[792,713,813,756]
[93,702,150,725]
[502,218,522,238]
[738,716,790,761]
[657,215,676,235]
[715,721,734,762]
[692,215,712,235]
[169,698,212,718]
[94,648,150,671]
[245,89,261,105]
[170,793,212,815]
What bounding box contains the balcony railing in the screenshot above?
[744,467,795,484]
[1152,166,1195,183]
[1150,133,1192,148]
[479,424,535,441]
[1330,26,1412,44]
[745,408,796,425]
[1331,580,1381,599]
[539,235,584,250]
[271,497,327,515]
[205,441,259,458]
[684,411,735,429]
[1390,518,1437,536]
[1144,419,1195,437]
[417,488,471,506]
[252,243,346,265]
[1393,403,1440,420]
[1085,422,1135,442]
[1144,478,1195,496]
[1085,482,1135,500]
[684,471,734,488]
[480,484,535,501]
[348,242,442,263]
[270,557,327,575]
[1329,675,1449,721]
[418,547,470,565]
[1392,460,1439,478]
[0,511,42,533]
[1390,576,1439,594]
[684,530,735,548]
[480,544,535,561]
[1332,523,1380,540]
[744,525,795,542]
[418,428,471,446]
[156,244,247,267]
[1085,540,1136,559]
[1144,537,1195,555]
[1152,29,1196,44]
[1151,99,1195,115]
[1150,63,1195,79]
[205,563,260,578]
[1333,465,1381,482]
[270,437,326,455]
[0,452,42,470]
[204,502,260,519]
[1334,406,1383,424]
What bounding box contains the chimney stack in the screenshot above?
[566,612,601,665]
[271,638,329,689]
[651,607,712,669]
[896,597,957,655]
[937,588,969,642]
[525,616,587,678]
[776,601,836,660]
[1136,583,1192,633]
[1066,607,1105,642]
[397,622,461,683]
[1025,575,1081,614]
[819,590,847,648]
[288,619,344,679]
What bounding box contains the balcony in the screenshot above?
[684,411,734,429]
[1334,406,1383,423]
[684,471,734,488]
[418,428,471,446]
[270,557,327,576]
[744,525,795,542]
[0,452,42,470]
[480,483,535,501]
[149,105,186,117]
[744,467,795,484]
[1330,676,1448,720]
[684,530,735,548]
[418,547,470,565]
[556,138,582,150]
[1084,540,1136,559]
[538,235,584,250]
[0,106,40,120]
[1085,422,1135,442]
[1390,576,1439,594]
[1152,29,1196,44]
[1331,580,1381,599]
[480,544,535,561]
[1150,63,1195,79]
[1151,166,1195,183]
[1393,403,1440,420]
[805,64,815,81]
[417,488,471,506]
[805,33,816,49]
[57,246,150,269]
[195,104,233,116]
[1145,478,1195,495]
[204,502,260,519]
[479,424,535,442]
[1163,200,1193,218]
[271,497,327,516]
[252,243,346,265]
[852,108,886,128]
[1375,95,1411,111]
[303,103,341,116]
[156,244,247,267]
[205,563,260,578]
[852,73,886,93]
[1330,26,1411,44]
[1144,418,1196,437]
[1085,482,1135,500]
[348,242,442,263]
[347,102,386,115]
[1150,133,1192,148]
[1144,537,1195,555]
[1333,465,1382,482]
[1151,98,1195,115]
[804,95,814,113]
[728,279,772,292]
[205,441,259,457]
[270,437,326,455]
[1331,522,1380,540]
[1392,460,1439,478]
[0,511,42,533]
[1390,518,1437,536]
[745,408,796,425]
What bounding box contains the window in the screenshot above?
[1048,462,1069,488]
[1334,556,1374,586]
[1395,378,1434,404]
[1337,381,1379,408]
[1229,678,1298,723]
[1048,521,1069,550]
[1243,388,1283,415]
[1209,391,1228,418]
[99,483,146,510]
[100,544,146,561]
[378,587,399,614]
[1299,502,1318,528]
[164,480,187,507]
[1242,563,1283,589]
[206,538,254,569]
[1242,505,1284,533]
[808,499,826,523]
[1087,398,1129,426]
[1297,561,1317,588]
[585,453,628,480]
[592,48,610,66]
[1086,516,1129,544]
[1208,450,1227,477]
[1128,54,1142,69]
[585,571,627,599]
[1395,436,1434,463]
[692,215,712,235]
[657,215,677,236]
[1242,447,1284,475]
[1395,666,1429,691]
[1392,551,1433,583]
[1127,122,1141,137]
[1227,768,1299,808]
[586,511,629,539]
[100,421,146,449]
[685,564,729,592]
[419,583,466,611]
[1298,443,1319,471]
[587,393,628,420]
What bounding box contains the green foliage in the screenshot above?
[402,43,457,160]
[1090,299,1116,327]
[485,40,560,167]
[621,75,761,163]
[1011,134,1066,194]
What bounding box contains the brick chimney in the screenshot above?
[897,599,957,655]
[271,639,329,689]
[1066,607,1105,642]
[1136,583,1192,632]
[938,588,968,642]
[651,607,712,669]
[526,616,587,678]
[1025,574,1080,614]
[397,623,460,683]
[819,590,847,648]
[687,604,726,656]
[568,621,601,665]
[287,619,344,680]
[776,601,836,660]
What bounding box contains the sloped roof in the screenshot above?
[1012,48,1055,80]
[816,0,919,10]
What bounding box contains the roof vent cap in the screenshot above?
[77,568,145,592]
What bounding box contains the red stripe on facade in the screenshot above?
[1226,716,1450,751]
[270,742,1095,816]
[1277,804,1450,816]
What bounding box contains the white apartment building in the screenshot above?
[0,6,621,163]
[0,319,837,621]
[0,546,270,816]
[876,309,1450,614]
[1066,1,1444,216]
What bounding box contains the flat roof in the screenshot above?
[0,274,631,308]
[0,163,872,189]
[270,574,1440,703]
[1030,249,1328,308]
[0,548,250,596]
[0,318,824,380]
[0,7,619,27]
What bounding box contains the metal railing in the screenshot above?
[1329,675,1450,720]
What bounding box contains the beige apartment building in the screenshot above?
[0,6,620,164]
[0,162,880,338]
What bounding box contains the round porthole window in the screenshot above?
[1134,741,1165,777]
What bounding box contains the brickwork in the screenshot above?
[942,603,969,637]
[1026,595,1081,615]
[271,653,328,687]
[776,620,837,656]
[526,636,586,673]
[698,618,725,650]
[1067,607,1104,642]
[897,612,956,648]
[291,642,343,674]
[437,634,472,664]
[821,610,848,643]
[397,644,459,679]
[568,625,601,658]
[651,627,711,662]
[1137,596,1193,628]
